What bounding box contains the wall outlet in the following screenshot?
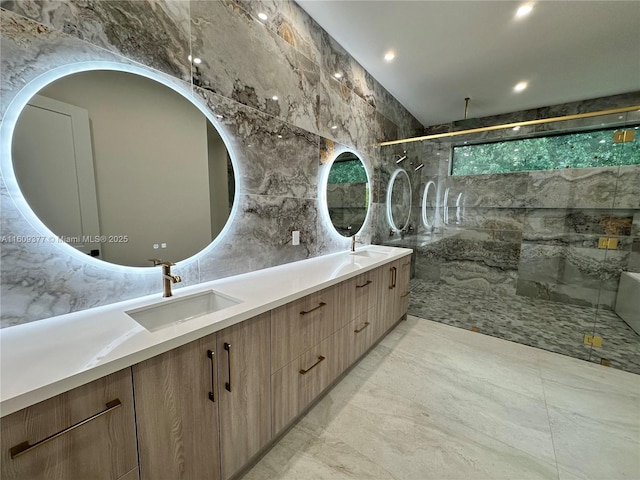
[161,243,167,249]
[292,230,300,246]
[153,243,159,249]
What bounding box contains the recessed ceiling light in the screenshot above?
[277,135,283,139]
[331,125,338,130]
[599,139,606,144]
[272,96,278,101]
[334,73,342,79]
[193,58,202,64]
[384,51,395,62]
[188,55,192,62]
[515,3,534,19]
[514,81,528,92]
[512,126,521,131]
[258,13,268,21]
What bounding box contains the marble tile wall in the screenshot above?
[378,93,640,309]
[0,1,422,327]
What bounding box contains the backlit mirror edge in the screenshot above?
[318,147,373,242]
[0,60,241,273]
[386,168,412,233]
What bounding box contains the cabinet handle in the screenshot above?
[403,261,410,267]
[207,349,216,403]
[354,321,371,333]
[401,292,410,298]
[300,302,327,316]
[356,280,372,289]
[389,266,397,289]
[9,399,122,459]
[299,355,325,375]
[224,342,232,392]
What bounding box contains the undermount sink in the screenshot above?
[126,290,242,332]
[350,249,387,259]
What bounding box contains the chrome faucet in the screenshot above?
[149,259,182,297]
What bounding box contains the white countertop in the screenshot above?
[0,245,412,417]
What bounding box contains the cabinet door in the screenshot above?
[395,256,412,320]
[375,263,397,340]
[217,313,271,480]
[1,369,137,480]
[132,334,220,480]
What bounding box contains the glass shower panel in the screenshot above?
[587,111,640,374]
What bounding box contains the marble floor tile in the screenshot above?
[409,279,640,374]
[548,404,640,480]
[242,316,639,480]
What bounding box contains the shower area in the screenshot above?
[374,94,640,375]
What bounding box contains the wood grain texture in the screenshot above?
[271,285,341,373]
[271,326,345,435]
[353,270,377,315]
[396,256,412,320]
[132,334,220,480]
[0,368,137,480]
[217,312,271,480]
[348,308,375,365]
[117,467,139,480]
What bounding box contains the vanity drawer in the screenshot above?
[271,283,348,373]
[347,309,375,365]
[0,368,137,480]
[353,269,378,315]
[271,328,344,435]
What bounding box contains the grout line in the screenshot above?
[539,363,562,480]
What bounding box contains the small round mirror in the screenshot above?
[325,151,370,237]
[387,169,412,232]
[421,180,437,229]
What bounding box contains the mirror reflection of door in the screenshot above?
[12,95,102,257]
[11,70,236,267]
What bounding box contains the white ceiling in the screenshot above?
[297,0,640,127]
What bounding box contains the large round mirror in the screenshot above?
[387,169,412,232]
[325,151,370,237]
[10,69,236,267]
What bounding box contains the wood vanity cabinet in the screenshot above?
[216,312,271,480]
[132,312,271,480]
[375,256,411,340]
[0,369,138,480]
[132,332,221,480]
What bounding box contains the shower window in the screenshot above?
[451,126,640,175]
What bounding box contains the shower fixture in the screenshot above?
[394,154,407,164]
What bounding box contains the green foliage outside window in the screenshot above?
[451,127,640,176]
[328,160,368,184]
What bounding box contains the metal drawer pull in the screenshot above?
[401,292,410,298]
[356,280,372,289]
[300,302,327,316]
[224,342,232,392]
[354,321,371,333]
[10,399,122,459]
[389,266,397,289]
[393,267,397,288]
[403,261,410,267]
[299,355,326,375]
[207,349,216,402]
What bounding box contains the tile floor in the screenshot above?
[409,279,640,375]
[242,316,640,480]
